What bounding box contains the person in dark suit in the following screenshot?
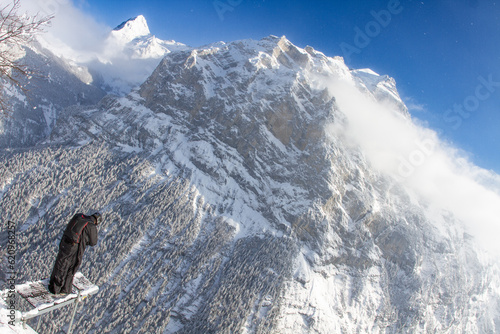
[48,212,101,294]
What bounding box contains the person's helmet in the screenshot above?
[92,212,102,225]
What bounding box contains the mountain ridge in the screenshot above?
[1,17,499,334]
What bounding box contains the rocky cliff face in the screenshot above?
[1,36,499,333]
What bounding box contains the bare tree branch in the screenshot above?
[0,0,52,115]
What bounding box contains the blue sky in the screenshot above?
[76,0,500,174]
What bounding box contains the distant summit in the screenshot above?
[97,15,187,94]
[111,15,150,42]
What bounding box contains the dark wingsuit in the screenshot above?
[49,213,99,294]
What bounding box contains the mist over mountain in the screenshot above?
[93,15,188,94]
[1,15,499,334]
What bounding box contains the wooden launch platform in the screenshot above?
[2,272,98,334]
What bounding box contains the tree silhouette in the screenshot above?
[0,0,52,114]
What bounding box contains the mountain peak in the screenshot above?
[111,15,150,41]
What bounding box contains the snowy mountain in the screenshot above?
[0,15,186,149]
[32,14,187,94]
[0,43,105,149]
[94,15,188,94]
[1,23,500,334]
[111,15,151,42]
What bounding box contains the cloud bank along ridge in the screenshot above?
[320,75,500,257]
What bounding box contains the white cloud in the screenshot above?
[19,0,111,61]
[18,0,174,94]
[407,103,425,112]
[324,78,500,258]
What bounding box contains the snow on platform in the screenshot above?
[1,272,99,333]
[15,272,98,312]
